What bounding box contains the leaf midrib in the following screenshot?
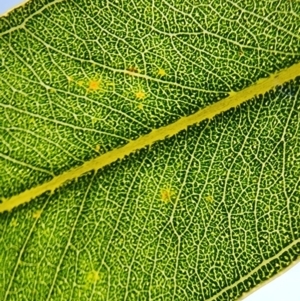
[1,61,300,212]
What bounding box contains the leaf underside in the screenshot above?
[0,0,300,300]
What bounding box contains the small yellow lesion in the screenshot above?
[157,68,166,77]
[264,205,270,213]
[161,187,174,203]
[88,79,101,91]
[32,210,42,219]
[84,76,113,93]
[41,226,51,237]
[135,90,146,100]
[95,144,100,152]
[86,270,100,283]
[66,76,73,82]
[10,218,18,227]
[205,195,214,203]
[137,103,144,110]
[91,116,97,125]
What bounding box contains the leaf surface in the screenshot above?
[0,0,300,300]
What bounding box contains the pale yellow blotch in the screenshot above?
[95,145,100,152]
[49,88,56,93]
[205,196,214,203]
[135,90,146,100]
[88,79,101,91]
[137,103,144,110]
[87,270,100,283]
[161,187,174,203]
[91,116,97,125]
[157,68,166,77]
[32,210,42,219]
[10,218,18,227]
[67,76,73,82]
[41,227,51,237]
[77,80,84,86]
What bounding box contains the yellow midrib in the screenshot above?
[1,62,300,212]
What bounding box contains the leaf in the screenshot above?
[0,1,299,300]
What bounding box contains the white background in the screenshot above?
[0,0,299,300]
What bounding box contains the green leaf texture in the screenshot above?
[1,0,299,197]
[0,0,300,300]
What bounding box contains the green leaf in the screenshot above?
[0,1,299,300]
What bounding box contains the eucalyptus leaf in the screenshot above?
[0,0,300,300]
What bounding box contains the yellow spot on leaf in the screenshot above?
[33,210,42,219]
[205,196,214,203]
[41,227,51,237]
[87,270,100,283]
[161,187,174,203]
[77,80,84,86]
[157,68,166,77]
[10,218,18,227]
[91,116,98,126]
[67,76,73,82]
[137,103,144,110]
[95,145,100,152]
[135,90,146,100]
[88,79,101,91]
